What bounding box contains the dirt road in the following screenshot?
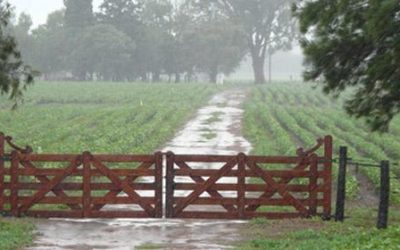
[25,89,252,250]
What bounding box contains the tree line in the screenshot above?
[11,0,296,84]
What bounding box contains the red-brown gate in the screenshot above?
[0,133,163,218]
[0,132,332,219]
[165,136,332,219]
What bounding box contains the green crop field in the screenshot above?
[243,82,400,203]
[0,81,222,154]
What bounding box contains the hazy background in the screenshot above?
[10,0,304,81]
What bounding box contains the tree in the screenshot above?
[294,0,400,131]
[0,1,33,106]
[97,0,141,34]
[64,0,93,30]
[139,0,174,82]
[12,13,34,65]
[71,24,135,81]
[203,0,297,84]
[30,10,67,78]
[182,15,246,83]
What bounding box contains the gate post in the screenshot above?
[165,152,175,218]
[0,132,4,211]
[10,151,19,217]
[323,135,333,219]
[82,152,92,218]
[335,146,347,222]
[377,161,390,229]
[237,153,246,219]
[154,152,163,218]
[309,154,318,216]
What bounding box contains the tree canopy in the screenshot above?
[0,0,34,106]
[294,0,400,131]
[204,0,297,84]
[11,0,250,83]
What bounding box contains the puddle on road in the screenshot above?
[26,89,252,250]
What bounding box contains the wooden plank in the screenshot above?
[246,160,309,216]
[174,161,237,212]
[18,156,81,213]
[173,158,237,217]
[174,155,326,164]
[309,154,318,216]
[173,169,323,178]
[89,211,150,218]
[245,198,324,206]
[0,132,4,211]
[12,168,155,177]
[174,155,236,162]
[177,211,239,219]
[174,183,325,192]
[91,196,155,205]
[173,197,237,205]
[2,182,156,191]
[323,135,333,218]
[90,154,154,163]
[82,152,91,217]
[237,153,246,219]
[165,152,175,218]
[2,196,81,204]
[91,158,155,217]
[10,151,19,217]
[154,152,163,218]
[90,162,154,211]
[19,154,79,162]
[19,154,155,163]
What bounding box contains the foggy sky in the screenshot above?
[10,0,102,27]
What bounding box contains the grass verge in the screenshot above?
[0,218,34,250]
[237,207,400,250]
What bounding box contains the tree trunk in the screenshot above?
[252,55,266,84]
[175,72,181,83]
[209,70,218,84]
[152,71,160,82]
[268,52,272,83]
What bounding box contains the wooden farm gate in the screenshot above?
[0,132,332,219]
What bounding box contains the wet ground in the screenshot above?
[26,89,252,250]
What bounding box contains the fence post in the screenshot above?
[165,152,175,218]
[377,161,390,229]
[0,132,4,211]
[82,152,91,218]
[237,153,246,219]
[335,146,347,222]
[323,135,333,219]
[10,151,19,217]
[154,152,163,218]
[309,154,318,216]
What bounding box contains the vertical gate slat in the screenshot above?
[10,151,19,217]
[323,135,333,219]
[0,133,4,211]
[309,154,318,216]
[154,152,163,218]
[165,152,175,218]
[82,152,91,218]
[237,153,246,219]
